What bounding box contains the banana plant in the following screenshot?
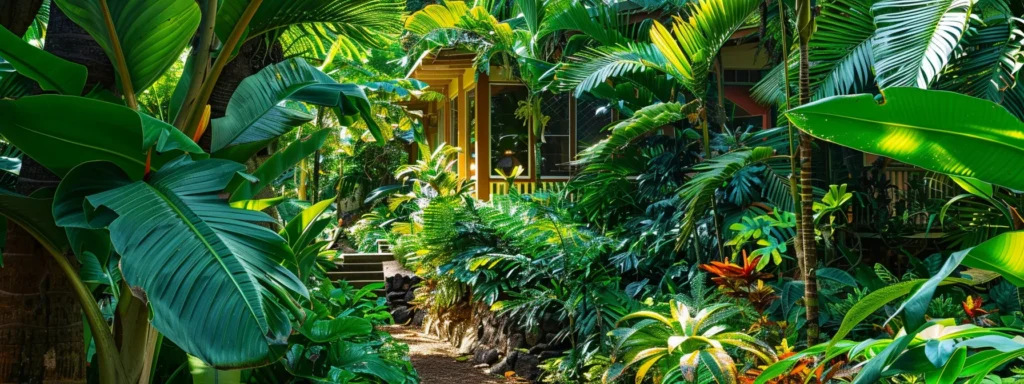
[0,0,400,381]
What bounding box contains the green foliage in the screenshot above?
[55,0,200,94]
[55,158,307,368]
[0,24,86,95]
[788,87,1024,191]
[605,301,775,384]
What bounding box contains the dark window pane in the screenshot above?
[542,93,570,135]
[541,136,571,176]
[576,97,613,152]
[450,96,458,148]
[490,85,529,177]
[468,90,476,162]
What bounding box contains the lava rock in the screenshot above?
[480,349,499,365]
[545,333,559,344]
[528,344,548,355]
[392,274,406,291]
[391,306,412,324]
[513,353,541,380]
[539,350,561,361]
[411,310,427,326]
[409,276,423,286]
[487,351,518,375]
[506,333,525,354]
[387,291,407,302]
[525,332,541,346]
[404,290,416,302]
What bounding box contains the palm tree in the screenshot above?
[794,0,819,346]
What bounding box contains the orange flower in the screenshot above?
[700,251,772,285]
[962,296,997,326]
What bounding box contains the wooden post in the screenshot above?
[457,76,469,179]
[475,73,491,201]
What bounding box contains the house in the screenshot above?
[402,27,774,201]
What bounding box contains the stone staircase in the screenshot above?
[329,240,395,290]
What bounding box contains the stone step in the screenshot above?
[328,270,385,281]
[338,253,395,263]
[345,280,386,289]
[335,262,384,272]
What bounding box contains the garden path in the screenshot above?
[387,326,504,384]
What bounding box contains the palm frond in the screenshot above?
[809,0,876,99]
[649,0,762,98]
[678,147,777,244]
[537,0,628,47]
[553,43,665,97]
[938,7,1024,101]
[871,0,974,88]
[575,101,695,164]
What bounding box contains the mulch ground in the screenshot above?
[387,326,506,384]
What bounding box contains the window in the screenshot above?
[450,96,459,148]
[540,93,570,177]
[723,99,764,130]
[575,96,613,153]
[467,90,476,164]
[489,84,529,177]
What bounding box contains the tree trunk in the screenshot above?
[200,37,283,151]
[0,0,43,37]
[797,10,819,345]
[0,5,114,383]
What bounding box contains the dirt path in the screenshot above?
[388,326,504,384]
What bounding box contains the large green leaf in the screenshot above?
[55,158,307,368]
[216,0,404,46]
[871,0,974,88]
[787,87,1024,191]
[54,0,201,94]
[211,59,380,162]
[0,25,86,95]
[299,315,372,343]
[281,197,335,249]
[227,129,330,202]
[960,231,1024,286]
[0,95,201,178]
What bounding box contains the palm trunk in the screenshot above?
[0,5,114,382]
[797,10,820,345]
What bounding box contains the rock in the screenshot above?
[411,310,427,326]
[392,274,405,292]
[528,344,548,355]
[545,333,559,344]
[480,349,499,365]
[513,353,541,381]
[385,276,395,291]
[487,351,518,375]
[403,290,416,302]
[525,332,541,346]
[390,306,412,324]
[387,291,407,302]
[409,275,423,286]
[506,333,525,354]
[539,350,561,361]
[541,313,560,333]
